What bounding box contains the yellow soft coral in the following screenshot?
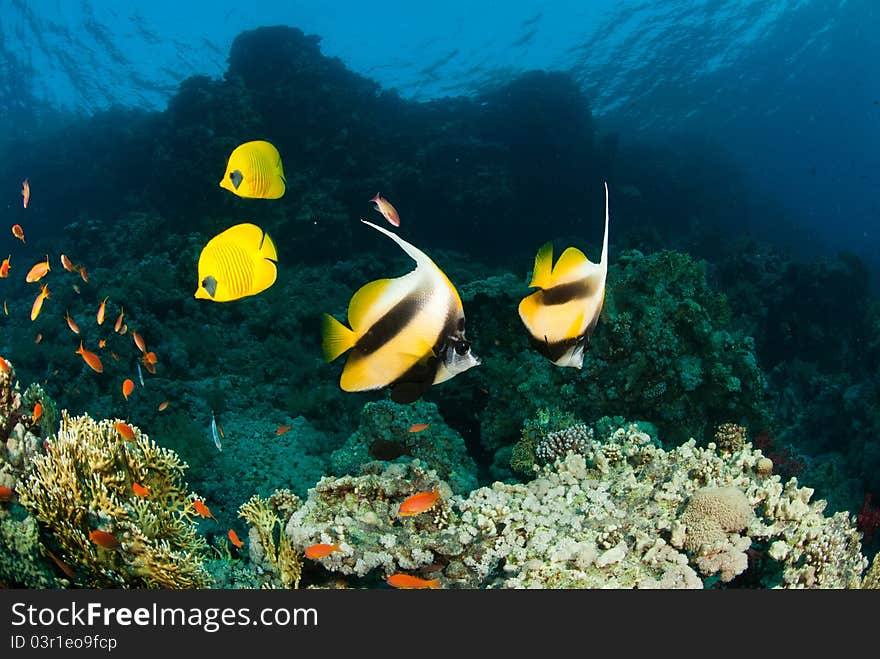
[18,411,210,588]
[239,489,302,589]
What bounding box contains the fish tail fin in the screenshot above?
[322,314,356,362]
[528,242,554,289]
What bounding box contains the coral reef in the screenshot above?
[284,421,867,588]
[17,412,211,588]
[330,400,478,494]
[238,489,302,589]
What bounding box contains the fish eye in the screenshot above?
[454,340,470,355]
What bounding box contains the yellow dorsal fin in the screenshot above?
[551,247,590,283]
[322,314,356,362]
[258,229,277,262]
[528,242,554,289]
[347,278,395,333]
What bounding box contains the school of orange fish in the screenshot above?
[3,166,447,588]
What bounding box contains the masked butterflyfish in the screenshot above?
[518,182,610,368]
[219,140,286,199]
[194,223,278,302]
[322,220,480,403]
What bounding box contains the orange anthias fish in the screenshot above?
[65,311,80,334]
[386,573,441,589]
[193,500,215,520]
[33,402,42,422]
[114,421,135,441]
[0,356,9,374]
[0,485,14,501]
[370,192,401,227]
[97,339,107,349]
[142,352,157,374]
[60,253,77,272]
[157,400,169,411]
[132,331,146,353]
[0,255,10,278]
[34,333,42,345]
[132,482,150,498]
[408,423,430,433]
[89,529,119,549]
[75,341,103,373]
[122,378,135,400]
[78,267,88,282]
[398,486,441,517]
[25,256,50,283]
[304,543,341,559]
[11,224,25,243]
[96,296,109,325]
[21,179,30,208]
[30,284,49,321]
[276,424,293,436]
[228,529,244,548]
[110,351,120,362]
[113,307,124,333]
[2,300,7,316]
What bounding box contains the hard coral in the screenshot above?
[18,412,210,588]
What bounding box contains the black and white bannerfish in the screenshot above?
[322,220,481,403]
[518,182,610,368]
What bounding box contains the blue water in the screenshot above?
[3,0,877,277]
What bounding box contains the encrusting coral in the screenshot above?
[238,489,303,588]
[17,412,211,588]
[284,421,868,588]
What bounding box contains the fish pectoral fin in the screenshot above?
[322,314,356,362]
[528,242,554,289]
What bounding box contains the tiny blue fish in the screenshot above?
[210,410,222,452]
[136,362,145,387]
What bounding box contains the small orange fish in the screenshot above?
[110,351,120,362]
[60,253,77,272]
[304,543,341,559]
[142,359,157,375]
[0,255,10,278]
[78,267,88,282]
[89,529,119,549]
[132,331,146,353]
[75,340,103,373]
[21,179,30,208]
[96,296,109,325]
[143,351,158,365]
[193,499,215,519]
[216,422,225,438]
[0,485,14,501]
[113,307,124,333]
[33,402,43,421]
[386,573,441,589]
[34,333,42,345]
[122,378,135,400]
[228,529,244,548]
[0,356,9,374]
[157,400,169,411]
[398,485,441,517]
[114,421,135,441]
[97,339,107,349]
[132,482,150,498]
[370,193,401,227]
[11,224,25,243]
[119,323,128,335]
[276,424,293,436]
[65,311,80,334]
[408,423,430,433]
[45,549,76,580]
[30,283,49,321]
[2,299,6,316]
[25,255,50,283]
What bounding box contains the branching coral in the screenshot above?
[238,489,302,588]
[17,412,210,588]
